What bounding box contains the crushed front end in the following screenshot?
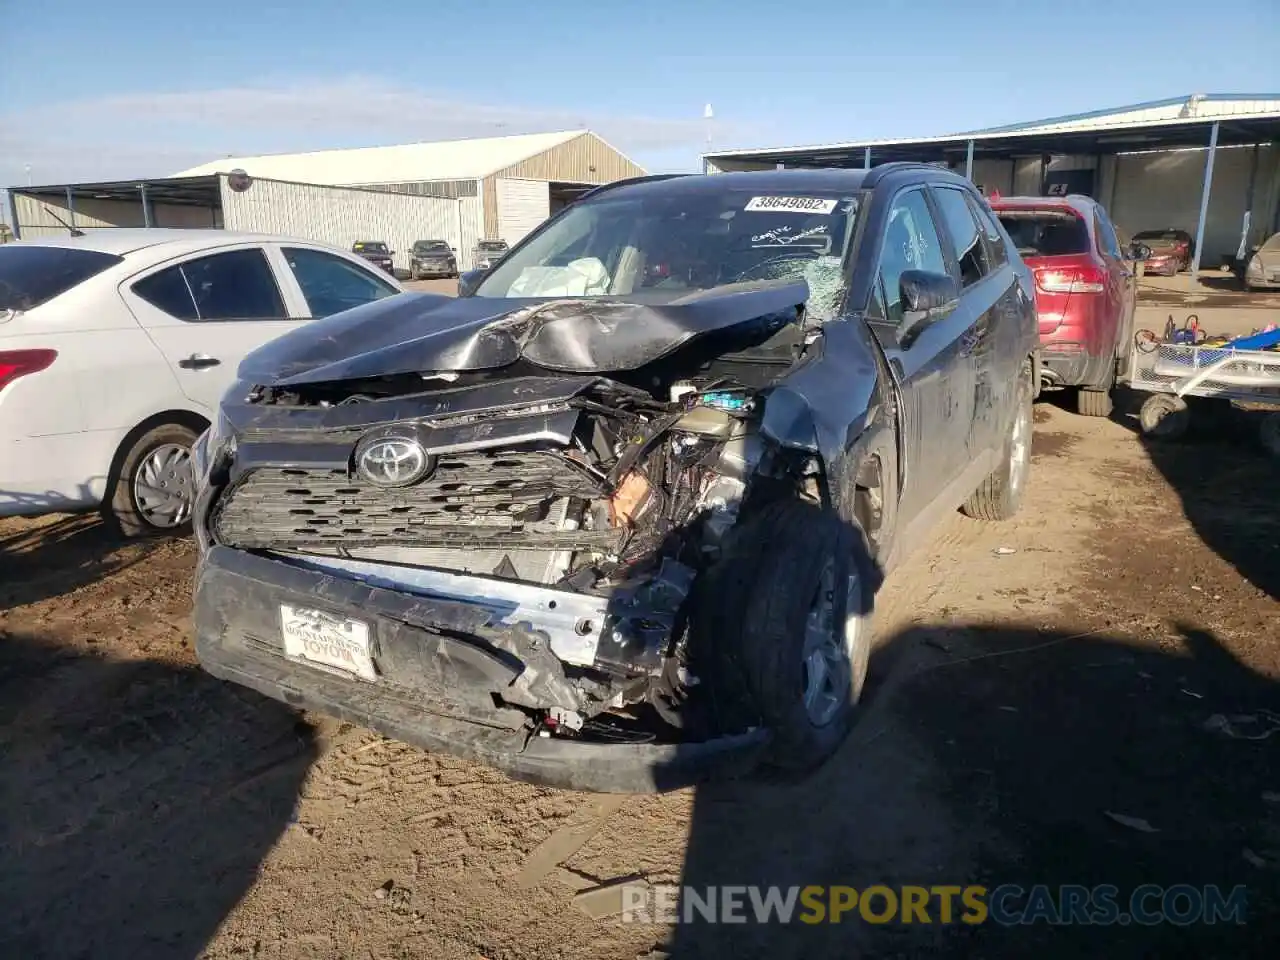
[192,299,826,791]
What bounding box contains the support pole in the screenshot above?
[1190,121,1219,284]
[964,139,975,181]
[65,186,77,231]
[140,183,152,228]
[7,190,18,240]
[864,147,872,170]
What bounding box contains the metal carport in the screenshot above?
[704,95,1280,281]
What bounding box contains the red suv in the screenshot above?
[990,195,1138,416]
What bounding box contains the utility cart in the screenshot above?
[1127,325,1280,458]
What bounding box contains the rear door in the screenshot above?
[120,244,306,414]
[1094,207,1135,369]
[929,185,1006,460]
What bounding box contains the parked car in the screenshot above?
[352,240,395,274]
[1243,232,1280,291]
[193,167,1039,792]
[991,195,1143,416]
[1131,228,1194,276]
[408,240,457,280]
[0,230,401,534]
[473,239,510,270]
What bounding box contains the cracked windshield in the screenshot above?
[475,189,859,319]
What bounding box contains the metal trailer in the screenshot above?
[1126,332,1280,457]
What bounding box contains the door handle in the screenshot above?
[178,353,221,370]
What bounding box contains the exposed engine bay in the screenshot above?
[204,285,835,747]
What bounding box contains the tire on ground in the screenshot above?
[104,422,200,539]
[1138,394,1190,440]
[695,499,873,775]
[963,363,1033,522]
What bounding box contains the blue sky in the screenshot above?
[1,0,1278,195]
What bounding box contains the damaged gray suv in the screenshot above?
[192,166,1040,792]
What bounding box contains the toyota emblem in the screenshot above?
[355,436,432,487]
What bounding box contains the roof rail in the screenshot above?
[575,173,691,203]
[863,161,960,187]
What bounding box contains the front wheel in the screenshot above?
[697,500,872,775]
[963,363,1033,521]
[104,423,199,538]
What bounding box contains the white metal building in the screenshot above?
[9,130,647,272]
[173,130,647,259]
[704,95,1280,279]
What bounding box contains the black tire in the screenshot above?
[963,363,1033,522]
[103,423,200,539]
[1138,394,1190,439]
[696,500,873,775]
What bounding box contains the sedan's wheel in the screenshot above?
[963,362,1033,521]
[1138,394,1190,440]
[696,499,872,775]
[105,423,200,538]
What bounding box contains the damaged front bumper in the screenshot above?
[193,546,768,793]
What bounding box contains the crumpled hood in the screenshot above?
[238,281,810,386]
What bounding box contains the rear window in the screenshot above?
[0,246,122,311]
[1134,230,1184,242]
[995,211,1090,257]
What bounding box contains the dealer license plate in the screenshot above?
[280,604,377,681]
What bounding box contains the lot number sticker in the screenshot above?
[744,196,838,214]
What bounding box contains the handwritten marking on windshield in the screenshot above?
[751,225,829,247]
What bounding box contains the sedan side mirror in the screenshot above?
[898,269,959,345]
[458,268,486,297]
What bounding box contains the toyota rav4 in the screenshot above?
[193,167,1040,792]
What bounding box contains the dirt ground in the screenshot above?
[2,394,1278,960]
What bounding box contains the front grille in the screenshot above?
[213,450,620,551]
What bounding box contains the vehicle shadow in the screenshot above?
[664,621,1279,959]
[0,512,160,612]
[0,630,317,960]
[1129,401,1279,602]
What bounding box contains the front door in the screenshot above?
[866,187,978,520]
[120,245,306,414]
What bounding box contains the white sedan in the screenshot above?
[0,229,402,535]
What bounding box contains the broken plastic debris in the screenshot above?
[1180,688,1203,699]
[1104,811,1160,833]
[993,546,1017,556]
[1262,792,1280,804]
[1243,849,1267,868]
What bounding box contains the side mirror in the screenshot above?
[1126,242,1152,261]
[458,269,486,297]
[898,269,959,345]
[900,269,958,313]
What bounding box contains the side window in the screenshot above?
[133,266,199,320]
[966,193,1009,268]
[283,247,397,319]
[134,248,286,321]
[1095,211,1122,259]
[932,187,991,287]
[877,188,949,328]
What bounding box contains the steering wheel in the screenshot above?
[728,252,814,284]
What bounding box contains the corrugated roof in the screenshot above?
[171,130,588,184]
[705,95,1280,160]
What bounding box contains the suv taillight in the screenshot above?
[1036,266,1105,294]
[0,349,58,391]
